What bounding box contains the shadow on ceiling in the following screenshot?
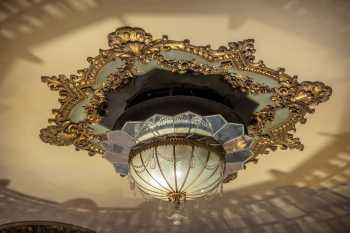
[0,129,349,233]
[0,1,349,232]
[0,0,349,83]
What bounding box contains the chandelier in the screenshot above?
[106,112,252,204]
[40,27,332,205]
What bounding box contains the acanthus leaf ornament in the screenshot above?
[40,26,332,179]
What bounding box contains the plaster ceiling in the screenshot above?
[0,0,349,232]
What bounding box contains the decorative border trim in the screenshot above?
[40,26,332,159]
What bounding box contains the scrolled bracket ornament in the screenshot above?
[40,26,331,161]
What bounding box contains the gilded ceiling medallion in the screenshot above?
[40,26,332,204]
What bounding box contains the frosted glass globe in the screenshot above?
[129,143,224,201]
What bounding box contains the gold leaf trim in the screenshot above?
[40,26,332,158]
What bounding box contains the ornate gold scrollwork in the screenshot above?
[40,26,332,159]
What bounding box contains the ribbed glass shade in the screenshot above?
[129,143,224,201]
[104,112,253,202]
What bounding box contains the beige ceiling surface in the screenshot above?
[0,0,349,220]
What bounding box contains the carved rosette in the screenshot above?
[40,26,332,162]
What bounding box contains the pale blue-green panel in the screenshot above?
[271,108,290,127]
[134,60,159,75]
[263,108,290,132]
[69,98,90,123]
[94,59,124,89]
[248,93,274,112]
[91,123,110,134]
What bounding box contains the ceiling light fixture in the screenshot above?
[40,27,332,206]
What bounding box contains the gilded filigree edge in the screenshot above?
[39,26,332,162]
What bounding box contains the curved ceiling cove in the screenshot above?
[0,221,96,233]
